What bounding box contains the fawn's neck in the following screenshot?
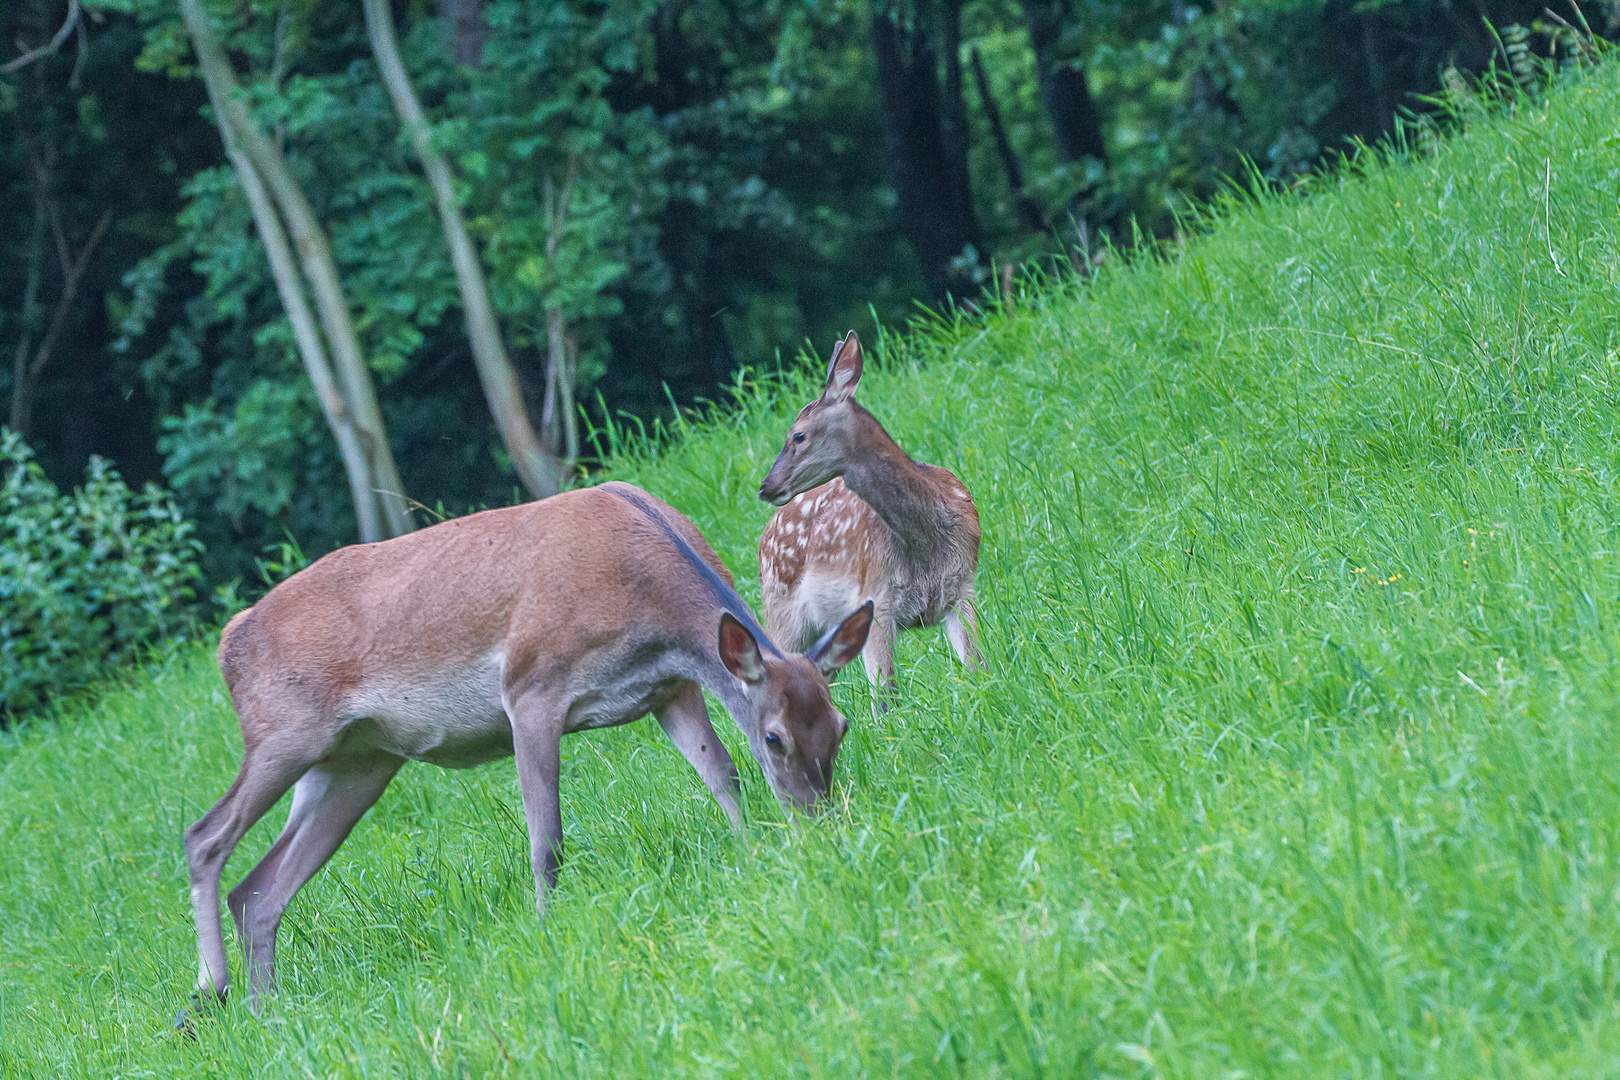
[840,405,956,563]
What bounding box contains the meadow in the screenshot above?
[7,62,1620,1078]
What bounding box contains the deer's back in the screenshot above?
[219,484,735,758]
[759,473,979,637]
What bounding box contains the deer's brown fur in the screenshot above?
[180,481,871,1019]
[758,332,983,710]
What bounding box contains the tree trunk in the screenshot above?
[542,307,578,472]
[1360,15,1394,133]
[436,0,487,67]
[538,170,580,473]
[180,0,414,537]
[1021,0,1107,165]
[237,149,382,541]
[201,73,384,542]
[870,1,981,298]
[6,5,97,444]
[937,0,976,238]
[364,0,563,499]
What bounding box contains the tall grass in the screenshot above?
[7,63,1620,1078]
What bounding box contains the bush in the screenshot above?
[0,429,204,719]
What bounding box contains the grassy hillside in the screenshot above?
[8,65,1620,1078]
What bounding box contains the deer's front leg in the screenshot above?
[510,700,566,911]
[656,681,743,831]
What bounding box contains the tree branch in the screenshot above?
[27,209,109,384]
[970,46,1047,233]
[7,105,108,439]
[1,0,80,75]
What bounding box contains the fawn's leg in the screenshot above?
[860,611,899,716]
[943,599,986,673]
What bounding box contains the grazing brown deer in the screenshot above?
[757,331,983,711]
[180,482,872,1018]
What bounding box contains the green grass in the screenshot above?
[9,66,1620,1079]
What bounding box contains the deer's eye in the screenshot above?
[764,732,783,748]
[792,432,806,444]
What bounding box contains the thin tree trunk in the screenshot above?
[561,332,578,469]
[180,0,414,537]
[238,149,382,541]
[200,80,383,542]
[542,308,579,472]
[363,0,562,499]
[537,167,581,472]
[970,47,1047,233]
[8,126,109,440]
[8,186,46,437]
[11,208,108,439]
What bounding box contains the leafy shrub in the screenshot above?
[0,429,204,719]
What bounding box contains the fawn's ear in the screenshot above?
[821,331,864,404]
[718,612,767,685]
[806,599,874,679]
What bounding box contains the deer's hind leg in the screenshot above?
[182,739,323,1013]
[943,598,986,673]
[861,607,900,716]
[227,748,402,1009]
[507,693,569,913]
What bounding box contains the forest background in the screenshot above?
[1,0,1601,591]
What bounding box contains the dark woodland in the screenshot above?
[1,0,1594,585]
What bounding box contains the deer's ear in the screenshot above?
[821,331,864,404]
[806,599,874,678]
[719,612,767,685]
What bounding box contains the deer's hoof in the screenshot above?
[173,990,225,1035]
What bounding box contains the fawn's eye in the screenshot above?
[765,732,782,748]
[792,432,805,444]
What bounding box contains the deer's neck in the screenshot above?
[840,406,955,562]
